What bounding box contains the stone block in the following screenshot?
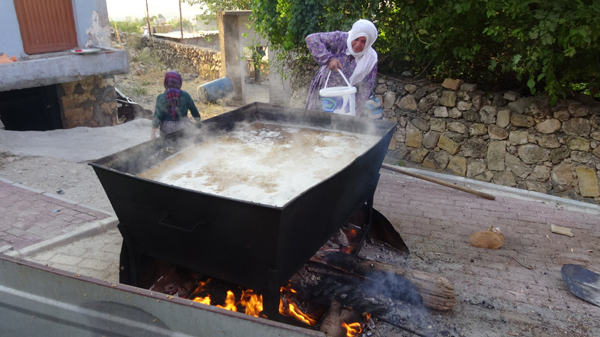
[479,105,497,124]
[530,165,550,182]
[457,101,472,111]
[553,110,570,121]
[503,91,518,101]
[551,147,571,164]
[562,118,591,137]
[460,83,478,92]
[447,156,467,176]
[375,83,387,94]
[508,97,531,114]
[571,151,598,165]
[511,114,535,127]
[488,125,509,140]
[567,137,590,151]
[434,151,451,169]
[537,134,561,149]
[462,138,488,158]
[509,131,529,145]
[410,148,429,163]
[505,153,532,178]
[388,137,397,150]
[433,106,449,117]
[437,135,460,155]
[552,163,573,186]
[526,181,548,193]
[394,127,406,143]
[493,171,517,187]
[405,123,423,148]
[591,131,600,141]
[471,95,483,110]
[469,124,488,136]
[467,160,486,178]
[577,167,600,197]
[447,122,467,134]
[591,115,600,128]
[569,103,589,117]
[536,119,561,134]
[487,141,506,171]
[429,118,445,132]
[441,78,464,90]
[422,157,438,169]
[397,94,418,111]
[411,116,430,132]
[439,91,457,107]
[448,107,462,118]
[474,170,494,182]
[418,93,439,112]
[594,147,600,158]
[496,109,511,128]
[463,110,481,122]
[404,84,417,93]
[518,144,548,164]
[423,131,441,149]
[383,91,397,109]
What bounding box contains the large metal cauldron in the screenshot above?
[90,103,395,320]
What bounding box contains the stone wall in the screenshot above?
[57,75,118,128]
[378,78,600,204]
[141,36,221,80]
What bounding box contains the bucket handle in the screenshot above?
[324,68,352,89]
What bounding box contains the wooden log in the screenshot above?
[381,163,496,200]
[310,252,456,311]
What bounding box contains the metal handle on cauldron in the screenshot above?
[157,213,205,233]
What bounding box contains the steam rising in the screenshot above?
[139,122,379,206]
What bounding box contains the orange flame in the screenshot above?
[342,322,362,337]
[279,286,316,325]
[240,289,263,317]
[216,290,238,312]
[193,295,211,305]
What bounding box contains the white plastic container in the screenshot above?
[319,70,357,116]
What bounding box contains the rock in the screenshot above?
[410,148,429,163]
[507,145,517,155]
[526,181,548,193]
[383,91,397,109]
[463,109,481,122]
[437,135,460,155]
[594,147,600,158]
[399,116,408,127]
[536,119,561,134]
[422,131,441,149]
[488,125,509,140]
[508,97,531,114]
[433,106,449,117]
[448,108,462,119]
[475,170,494,182]
[462,138,488,158]
[404,84,417,93]
[530,165,551,182]
[442,78,464,90]
[551,147,571,164]
[469,124,488,136]
[537,134,561,149]
[487,141,506,171]
[518,144,548,164]
[422,156,439,169]
[554,110,570,121]
[505,153,532,178]
[591,115,600,128]
[456,101,472,111]
[503,91,518,101]
[496,109,511,128]
[552,163,574,186]
[567,137,590,151]
[397,95,418,111]
[493,171,517,187]
[460,83,478,92]
[382,109,395,118]
[447,156,467,176]
[576,167,600,197]
[375,84,387,94]
[569,103,589,117]
[434,151,451,169]
[493,93,508,107]
[430,118,446,132]
[571,151,598,165]
[394,127,406,143]
[413,86,428,101]
[471,95,483,110]
[388,136,397,150]
[457,91,471,101]
[440,91,457,107]
[528,134,537,144]
[479,105,497,124]
[511,114,535,127]
[411,116,430,132]
[467,160,487,178]
[406,123,423,148]
[562,118,591,137]
[509,131,529,145]
[447,122,467,134]
[591,131,600,141]
[418,93,439,112]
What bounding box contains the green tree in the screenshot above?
[168,17,193,31]
[183,0,251,24]
[110,17,147,33]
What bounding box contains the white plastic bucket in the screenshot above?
[319,70,357,116]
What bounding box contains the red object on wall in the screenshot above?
[13,0,78,55]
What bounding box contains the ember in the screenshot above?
[341,322,362,337]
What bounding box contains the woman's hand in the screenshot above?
[328,58,343,72]
[151,128,158,140]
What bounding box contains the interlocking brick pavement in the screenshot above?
[0,179,111,251]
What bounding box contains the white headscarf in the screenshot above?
[346,19,378,86]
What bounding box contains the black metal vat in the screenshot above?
[90,102,395,319]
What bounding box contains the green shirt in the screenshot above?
[152,91,201,128]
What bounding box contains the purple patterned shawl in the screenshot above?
[164,72,182,119]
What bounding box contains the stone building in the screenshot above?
[0,0,128,130]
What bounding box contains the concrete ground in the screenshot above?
[1,120,600,336]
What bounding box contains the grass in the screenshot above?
[131,86,148,95]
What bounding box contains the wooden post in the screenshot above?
[114,22,122,48]
[179,0,184,42]
[145,0,152,36]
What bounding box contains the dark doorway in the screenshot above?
[0,85,63,131]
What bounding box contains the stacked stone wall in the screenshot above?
[141,36,221,80]
[58,75,118,128]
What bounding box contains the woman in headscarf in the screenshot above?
[151,71,201,139]
[305,19,378,117]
